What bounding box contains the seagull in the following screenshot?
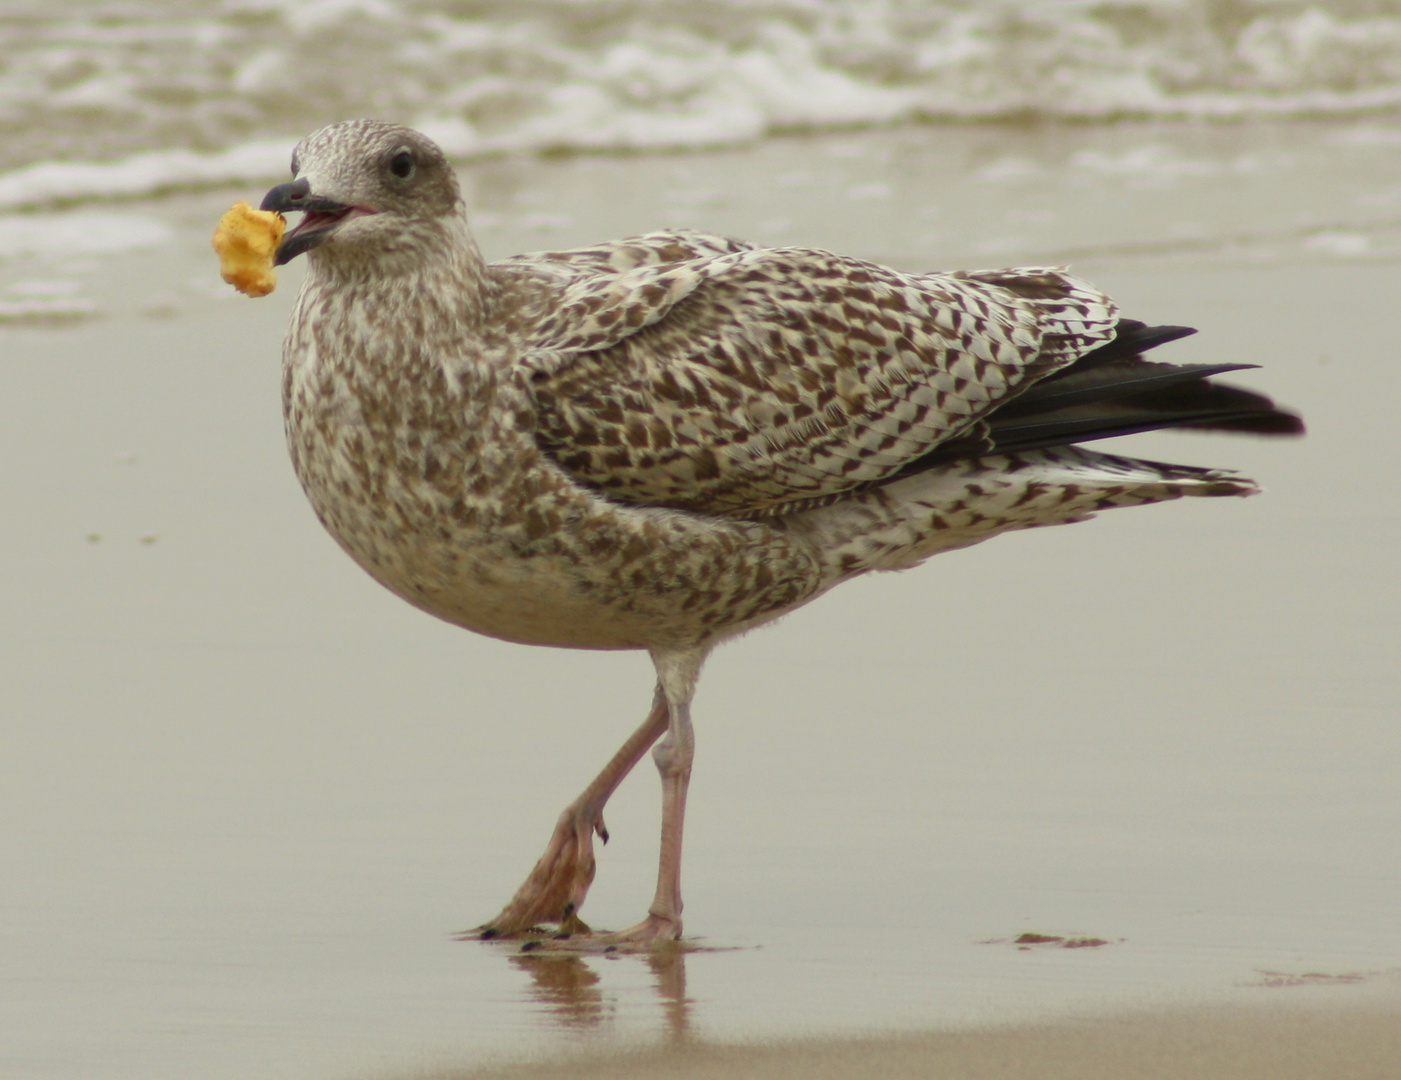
[258,119,1301,945]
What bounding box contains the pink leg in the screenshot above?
[473,688,668,938]
[612,696,695,943]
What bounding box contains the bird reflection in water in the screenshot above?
[508,946,692,1041]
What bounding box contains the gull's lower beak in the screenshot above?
[261,178,356,265]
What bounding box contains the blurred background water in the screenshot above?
[4,0,1401,204]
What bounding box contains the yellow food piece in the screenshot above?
[212,202,286,297]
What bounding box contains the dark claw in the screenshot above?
[553,932,572,940]
[520,940,542,952]
[597,821,610,844]
[478,926,499,940]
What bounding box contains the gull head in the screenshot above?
[261,120,463,268]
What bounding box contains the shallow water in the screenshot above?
[1,120,1399,1080]
[4,0,1401,188]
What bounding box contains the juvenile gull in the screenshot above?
[259,120,1302,944]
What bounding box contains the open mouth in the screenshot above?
[260,178,376,264]
[276,206,362,265]
[273,205,378,267]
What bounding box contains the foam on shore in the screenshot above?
[4,0,1401,208]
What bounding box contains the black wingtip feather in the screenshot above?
[898,319,1303,472]
[1071,320,1198,369]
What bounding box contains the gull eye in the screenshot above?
[389,149,415,180]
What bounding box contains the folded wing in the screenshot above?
[521,242,1120,517]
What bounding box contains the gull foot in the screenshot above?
[494,916,688,955]
[606,912,682,945]
[464,802,607,939]
[466,907,685,953]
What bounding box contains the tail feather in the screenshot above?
[897,318,1303,473]
[801,316,1300,584]
[808,446,1259,579]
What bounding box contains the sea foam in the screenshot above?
[2,0,1400,208]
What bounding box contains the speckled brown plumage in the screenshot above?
[259,120,1301,945]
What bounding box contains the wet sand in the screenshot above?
[454,1003,1401,1080]
[2,120,1399,1080]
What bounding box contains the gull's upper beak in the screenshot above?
[261,178,358,265]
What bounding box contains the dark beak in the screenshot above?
[261,178,355,265]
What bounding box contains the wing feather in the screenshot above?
[512,240,1117,517]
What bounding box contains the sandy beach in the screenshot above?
[452,1003,1401,1080]
[2,119,1399,1079]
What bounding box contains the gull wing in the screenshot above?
[496,229,755,280]
[518,243,1118,517]
[498,232,757,364]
